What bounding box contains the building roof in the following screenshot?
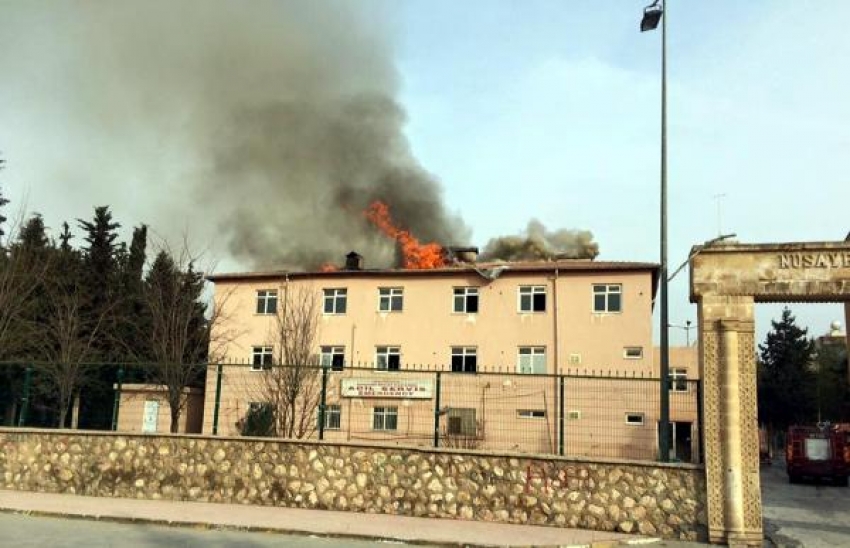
[207,259,660,284]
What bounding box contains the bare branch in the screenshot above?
[247,284,322,439]
[141,238,237,433]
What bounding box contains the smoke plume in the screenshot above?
[0,2,604,270]
[480,219,599,262]
[0,1,467,270]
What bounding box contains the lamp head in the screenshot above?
[641,2,663,32]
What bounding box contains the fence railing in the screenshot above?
[0,361,702,463]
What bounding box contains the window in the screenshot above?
[567,410,582,420]
[625,412,645,425]
[519,286,546,312]
[256,290,278,314]
[517,410,546,419]
[320,346,345,371]
[378,287,404,312]
[376,346,401,371]
[670,368,688,392]
[323,288,347,314]
[322,404,341,430]
[623,346,644,359]
[372,406,398,431]
[447,408,477,436]
[251,346,273,371]
[517,347,546,374]
[451,347,477,373]
[453,287,479,313]
[593,284,622,313]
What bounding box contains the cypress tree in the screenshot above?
[77,206,120,316]
[76,206,121,429]
[143,250,210,432]
[757,307,817,430]
[118,225,150,367]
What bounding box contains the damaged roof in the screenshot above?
[207,259,660,283]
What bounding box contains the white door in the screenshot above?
[142,400,159,433]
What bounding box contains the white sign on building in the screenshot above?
[142,400,159,433]
[341,378,433,399]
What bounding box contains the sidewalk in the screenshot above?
[0,489,660,547]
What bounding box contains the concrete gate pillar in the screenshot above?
[699,295,762,546]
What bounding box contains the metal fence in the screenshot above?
[0,361,702,463]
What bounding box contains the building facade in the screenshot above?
[192,257,706,461]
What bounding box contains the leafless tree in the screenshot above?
[250,284,322,439]
[0,217,49,423]
[0,217,47,359]
[142,241,236,433]
[37,279,112,428]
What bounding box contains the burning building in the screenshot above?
[194,242,700,459]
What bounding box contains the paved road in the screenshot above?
[761,459,850,547]
[0,513,400,548]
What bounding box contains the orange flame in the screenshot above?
[320,263,339,272]
[365,201,446,269]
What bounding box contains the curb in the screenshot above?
[0,506,652,548]
[762,520,802,548]
[0,507,459,547]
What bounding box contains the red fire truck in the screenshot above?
[786,423,849,486]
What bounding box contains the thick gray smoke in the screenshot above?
[480,220,599,262]
[0,1,467,270]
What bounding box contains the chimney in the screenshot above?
[447,246,479,264]
[345,251,363,270]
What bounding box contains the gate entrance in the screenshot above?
[690,241,850,546]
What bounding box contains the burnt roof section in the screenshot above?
[207,259,660,283]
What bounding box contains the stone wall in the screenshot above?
[0,428,707,540]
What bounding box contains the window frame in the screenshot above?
[625,412,645,425]
[250,346,274,371]
[517,410,546,419]
[518,285,547,313]
[450,346,478,373]
[375,346,401,371]
[320,345,346,372]
[255,289,278,315]
[517,346,547,374]
[323,404,342,430]
[670,368,689,392]
[592,283,623,314]
[446,408,477,436]
[623,346,644,360]
[372,406,398,431]
[378,287,404,312]
[453,287,479,314]
[323,288,348,315]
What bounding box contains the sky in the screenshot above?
[0,1,848,346]
[394,0,850,345]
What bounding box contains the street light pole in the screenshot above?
[641,0,670,462]
[669,320,693,347]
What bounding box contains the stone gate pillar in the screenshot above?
[699,295,762,546]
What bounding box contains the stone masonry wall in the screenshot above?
[0,429,707,541]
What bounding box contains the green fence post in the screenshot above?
[433,372,442,448]
[318,363,329,440]
[212,363,223,435]
[559,375,565,456]
[111,364,125,431]
[18,364,33,427]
